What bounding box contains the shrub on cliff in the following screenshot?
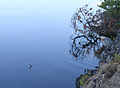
[113,53,120,63]
[99,0,120,27]
[71,0,120,39]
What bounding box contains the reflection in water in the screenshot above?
[0,0,104,88]
[70,24,105,88]
[69,4,106,60]
[69,32,104,59]
[69,32,104,88]
[69,5,109,88]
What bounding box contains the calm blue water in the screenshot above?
[0,0,100,88]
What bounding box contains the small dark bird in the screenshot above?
[29,64,32,69]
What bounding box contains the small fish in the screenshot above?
[29,64,32,69]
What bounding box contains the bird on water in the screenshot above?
[29,64,32,69]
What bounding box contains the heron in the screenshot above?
[98,36,112,47]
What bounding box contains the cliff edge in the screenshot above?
[83,32,120,88]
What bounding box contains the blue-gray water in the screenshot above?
[0,0,100,88]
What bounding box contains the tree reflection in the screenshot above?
[69,4,107,59]
[71,2,120,88]
[69,32,104,59]
[70,4,112,88]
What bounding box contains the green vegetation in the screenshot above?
[99,0,120,26]
[78,69,98,88]
[113,53,120,63]
[75,1,120,88]
[112,37,116,41]
[79,74,89,87]
[72,0,120,39]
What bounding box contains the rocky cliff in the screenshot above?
[83,32,120,88]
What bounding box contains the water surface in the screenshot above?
[0,0,100,88]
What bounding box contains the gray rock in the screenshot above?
[103,72,120,88]
[83,32,120,88]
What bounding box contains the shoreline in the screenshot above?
[83,32,120,88]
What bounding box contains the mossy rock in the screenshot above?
[113,53,120,63]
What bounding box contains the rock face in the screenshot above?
[104,71,120,88]
[83,63,120,88]
[100,32,120,63]
[83,32,120,88]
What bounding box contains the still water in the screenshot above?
[0,0,100,88]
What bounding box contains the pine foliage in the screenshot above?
[99,0,120,26]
